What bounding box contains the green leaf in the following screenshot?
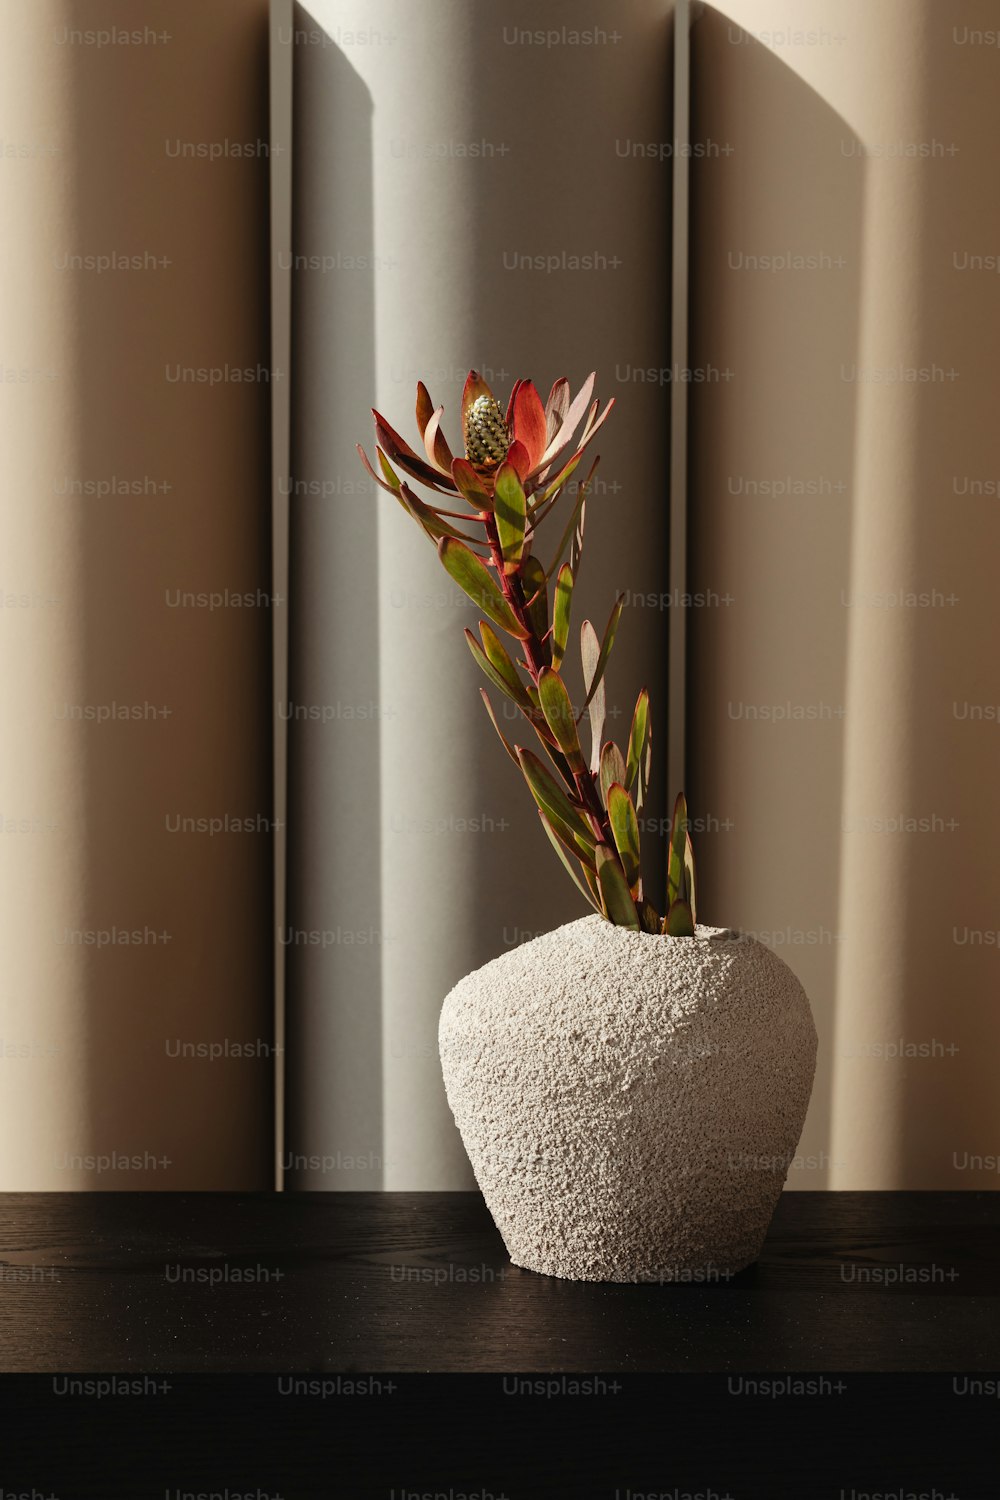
[478,688,518,764]
[580,618,599,694]
[398,486,485,545]
[552,564,574,670]
[639,900,662,935]
[465,630,533,712]
[581,861,602,908]
[537,668,586,771]
[684,830,698,927]
[571,492,586,577]
[667,792,689,909]
[438,538,530,639]
[625,689,650,791]
[494,459,526,574]
[479,622,533,709]
[521,553,548,643]
[546,489,586,578]
[376,447,403,491]
[588,691,606,774]
[451,457,495,511]
[546,457,597,579]
[516,748,596,863]
[595,845,640,931]
[517,679,567,758]
[636,694,653,810]
[599,741,627,810]
[520,686,573,769]
[358,443,404,498]
[537,810,603,914]
[579,594,625,715]
[580,619,606,773]
[663,899,695,938]
[533,450,582,512]
[607,783,641,895]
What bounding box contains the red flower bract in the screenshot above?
[358,369,614,513]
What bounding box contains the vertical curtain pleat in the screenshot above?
[286,0,676,1188]
[689,0,1000,1187]
[0,0,273,1188]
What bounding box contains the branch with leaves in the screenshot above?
[358,370,697,935]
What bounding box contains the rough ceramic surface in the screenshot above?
[439,916,818,1282]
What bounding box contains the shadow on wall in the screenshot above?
[284,5,382,1188]
[688,11,863,1188]
[890,28,1000,1186]
[67,0,274,1187]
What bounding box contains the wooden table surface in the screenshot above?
[0,1190,996,1372]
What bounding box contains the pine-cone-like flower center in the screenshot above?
[463,395,511,467]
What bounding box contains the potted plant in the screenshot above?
[359,371,817,1282]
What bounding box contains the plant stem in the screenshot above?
[481,511,649,927]
[484,516,612,844]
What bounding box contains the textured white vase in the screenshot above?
[439,916,818,1282]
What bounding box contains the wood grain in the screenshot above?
[0,1191,996,1372]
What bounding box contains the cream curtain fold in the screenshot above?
[0,0,274,1188]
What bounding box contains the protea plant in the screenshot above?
[358,370,696,936]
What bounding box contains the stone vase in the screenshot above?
[439,916,818,1282]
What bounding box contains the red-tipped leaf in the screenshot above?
[422,406,455,475]
[511,381,548,470]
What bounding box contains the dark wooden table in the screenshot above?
[0,1190,996,1372]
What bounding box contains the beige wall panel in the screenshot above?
[689,0,1000,1187]
[0,0,273,1188]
